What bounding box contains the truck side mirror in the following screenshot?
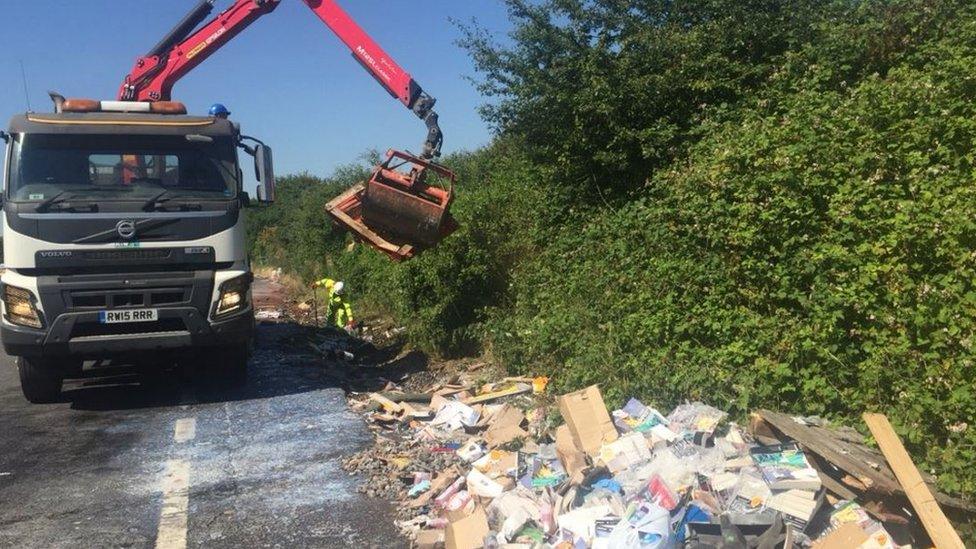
[0,131,8,143]
[254,144,276,204]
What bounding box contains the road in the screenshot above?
[0,279,404,548]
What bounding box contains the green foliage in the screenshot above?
[249,0,976,501]
[457,0,952,199]
[246,164,371,281]
[247,141,556,355]
[490,9,976,497]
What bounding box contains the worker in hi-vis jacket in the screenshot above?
[311,278,355,330]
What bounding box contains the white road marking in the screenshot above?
[156,459,190,549]
[174,418,196,443]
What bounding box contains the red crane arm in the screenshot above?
[119,0,279,103]
[303,0,423,111]
[119,0,442,157]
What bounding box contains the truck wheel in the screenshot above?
[18,357,64,404]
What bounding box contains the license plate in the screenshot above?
[98,309,159,324]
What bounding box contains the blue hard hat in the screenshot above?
[209,103,231,117]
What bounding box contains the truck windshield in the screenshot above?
[7,133,238,203]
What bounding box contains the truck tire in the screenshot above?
[18,357,64,404]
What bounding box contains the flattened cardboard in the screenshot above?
[488,404,525,431]
[416,529,445,549]
[555,424,587,483]
[430,393,450,412]
[557,385,618,456]
[483,404,528,448]
[485,425,528,448]
[445,506,489,549]
[812,522,870,549]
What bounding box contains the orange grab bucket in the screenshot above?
[325,149,458,261]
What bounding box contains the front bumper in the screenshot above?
[1,269,254,359]
[1,307,253,358]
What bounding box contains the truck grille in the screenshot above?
[82,249,173,261]
[67,287,191,310]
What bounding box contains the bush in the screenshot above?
[490,18,976,496]
[458,0,956,199]
[247,141,556,355]
[248,0,976,501]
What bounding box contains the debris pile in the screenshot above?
[341,379,971,548]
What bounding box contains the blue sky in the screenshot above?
[0,0,511,181]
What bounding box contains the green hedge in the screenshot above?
[246,142,554,353]
[490,22,976,496]
[247,0,976,500]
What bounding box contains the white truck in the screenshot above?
[0,0,458,403]
[0,101,276,402]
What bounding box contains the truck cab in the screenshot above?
[0,102,275,402]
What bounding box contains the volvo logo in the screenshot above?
[116,220,137,240]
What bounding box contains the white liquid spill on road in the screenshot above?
[156,459,190,549]
[174,418,196,444]
[187,391,366,512]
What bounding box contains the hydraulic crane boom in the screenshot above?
[115,0,457,261]
[119,0,443,158]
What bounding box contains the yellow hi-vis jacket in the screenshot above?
[312,278,354,327]
[312,278,338,296]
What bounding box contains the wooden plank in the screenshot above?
[756,410,901,494]
[434,385,471,397]
[369,393,404,414]
[756,410,975,513]
[378,392,432,404]
[807,453,858,500]
[463,384,531,405]
[806,453,908,524]
[863,413,964,549]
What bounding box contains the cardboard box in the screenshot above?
[445,506,489,549]
[555,424,587,483]
[484,404,529,448]
[416,529,445,549]
[557,385,618,456]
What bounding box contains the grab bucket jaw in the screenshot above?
[325,150,458,261]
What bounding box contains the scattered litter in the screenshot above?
[409,479,432,498]
[433,401,481,431]
[255,309,283,320]
[465,382,532,405]
[339,368,972,547]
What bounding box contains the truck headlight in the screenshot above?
[3,285,43,328]
[214,274,252,319]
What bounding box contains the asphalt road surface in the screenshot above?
[0,279,404,548]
